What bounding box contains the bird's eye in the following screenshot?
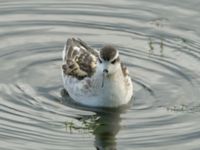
[98,58,102,63]
[111,59,116,64]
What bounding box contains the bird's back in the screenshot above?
[62,38,98,79]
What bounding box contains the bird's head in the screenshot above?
[99,45,121,77]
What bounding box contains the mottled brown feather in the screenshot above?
[63,38,97,79]
[121,63,129,77]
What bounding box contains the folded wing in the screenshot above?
[62,38,98,79]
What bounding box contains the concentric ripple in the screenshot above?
[1,0,200,150]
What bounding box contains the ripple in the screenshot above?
[1,0,200,150]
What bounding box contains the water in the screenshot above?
[0,0,200,149]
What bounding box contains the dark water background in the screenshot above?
[1,0,200,149]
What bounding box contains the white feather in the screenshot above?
[62,39,133,108]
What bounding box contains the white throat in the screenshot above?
[100,68,126,105]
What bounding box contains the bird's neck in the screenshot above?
[104,68,124,89]
[101,68,126,104]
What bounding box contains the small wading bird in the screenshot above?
[62,38,133,108]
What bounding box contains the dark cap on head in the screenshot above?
[100,45,117,61]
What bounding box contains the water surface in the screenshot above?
[1,0,200,149]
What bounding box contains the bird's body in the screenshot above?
[62,38,133,108]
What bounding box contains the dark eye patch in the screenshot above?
[111,57,119,64]
[98,57,102,63]
[111,59,117,64]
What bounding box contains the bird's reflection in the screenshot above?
[93,112,121,150]
[61,88,131,150]
[64,111,121,150]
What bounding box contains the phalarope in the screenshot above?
[62,38,133,107]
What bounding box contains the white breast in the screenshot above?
[62,68,133,107]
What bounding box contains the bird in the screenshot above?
[61,38,133,108]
